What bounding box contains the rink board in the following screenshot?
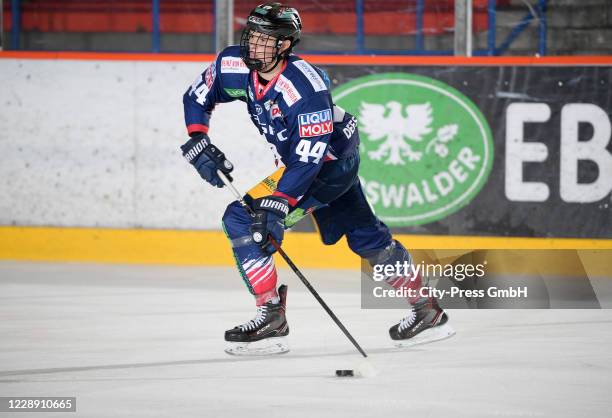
[1,226,611,269]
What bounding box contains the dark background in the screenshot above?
[292,65,612,239]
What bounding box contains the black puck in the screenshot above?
[335,369,354,377]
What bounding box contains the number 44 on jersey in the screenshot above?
[295,140,326,163]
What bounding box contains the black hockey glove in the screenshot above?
[250,196,289,254]
[180,133,234,188]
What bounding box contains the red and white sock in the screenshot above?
[385,271,426,305]
[243,255,279,306]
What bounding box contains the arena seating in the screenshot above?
[3,0,509,35]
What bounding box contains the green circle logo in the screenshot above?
[334,73,494,226]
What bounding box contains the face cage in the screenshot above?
[240,28,285,72]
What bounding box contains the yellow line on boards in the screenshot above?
[1,226,611,270]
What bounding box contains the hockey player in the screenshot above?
[181,3,454,355]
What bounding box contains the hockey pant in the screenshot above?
[222,151,424,306]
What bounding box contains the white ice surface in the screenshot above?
[1,261,611,418]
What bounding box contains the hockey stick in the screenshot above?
[217,170,368,358]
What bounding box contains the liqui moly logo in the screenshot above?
[298,109,333,138]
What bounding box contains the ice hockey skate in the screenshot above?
[390,298,455,348]
[224,284,290,356]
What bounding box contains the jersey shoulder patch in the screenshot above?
[220,56,249,74]
[292,60,328,93]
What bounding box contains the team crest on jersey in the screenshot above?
[270,102,283,119]
[298,109,333,138]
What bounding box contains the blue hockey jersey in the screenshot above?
[183,46,359,206]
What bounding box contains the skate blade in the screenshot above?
[224,336,290,356]
[392,323,456,348]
